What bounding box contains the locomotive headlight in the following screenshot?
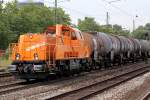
[34,53,39,60]
[29,35,33,39]
[28,33,33,39]
[16,53,20,60]
[35,56,38,60]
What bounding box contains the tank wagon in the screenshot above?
[140,40,150,60]
[8,24,150,81]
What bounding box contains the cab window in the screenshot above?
[62,30,70,37]
[71,32,77,40]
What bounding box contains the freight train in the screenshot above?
[8,24,150,81]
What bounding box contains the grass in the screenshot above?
[0,56,12,70]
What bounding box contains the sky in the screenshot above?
[4,0,150,31]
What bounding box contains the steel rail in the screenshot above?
[46,65,150,100]
[141,92,150,100]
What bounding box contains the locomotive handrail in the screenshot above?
[53,46,56,67]
[8,43,18,60]
[45,43,56,67]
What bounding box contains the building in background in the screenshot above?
[17,0,44,7]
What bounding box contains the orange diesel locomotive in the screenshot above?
[8,25,92,80]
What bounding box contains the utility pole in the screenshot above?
[133,15,138,32]
[133,19,135,31]
[0,0,3,4]
[106,12,109,25]
[55,0,57,24]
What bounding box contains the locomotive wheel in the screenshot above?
[63,65,71,77]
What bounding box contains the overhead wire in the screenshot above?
[101,0,133,18]
[99,0,149,31]
[44,0,106,22]
[45,0,147,29]
[108,0,121,4]
[101,0,147,22]
[44,0,69,4]
[45,0,131,24]
[44,0,91,16]
[58,5,106,22]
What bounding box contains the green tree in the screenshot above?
[78,17,100,31]
[100,24,113,33]
[0,1,71,49]
[112,24,129,36]
[78,17,130,36]
[132,23,150,39]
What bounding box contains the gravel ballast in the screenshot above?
[89,72,150,100]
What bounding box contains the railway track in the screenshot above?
[141,92,150,100]
[0,69,5,72]
[0,81,35,95]
[0,62,149,97]
[0,72,12,77]
[46,65,150,100]
[0,74,86,96]
[0,80,25,90]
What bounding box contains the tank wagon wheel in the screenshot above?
[119,54,123,66]
[97,61,102,70]
[91,60,97,70]
[25,79,30,82]
[134,54,137,63]
[81,59,91,72]
[145,52,148,64]
[103,58,110,69]
[109,51,114,68]
[99,60,104,70]
[103,53,113,69]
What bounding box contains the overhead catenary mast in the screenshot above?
[0,0,3,4]
[106,12,109,25]
[55,0,57,24]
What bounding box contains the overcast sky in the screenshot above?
[5,0,150,31]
